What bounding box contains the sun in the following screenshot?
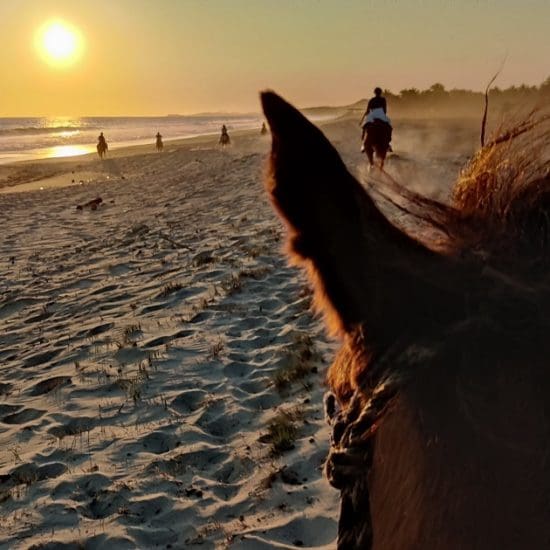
[37,20,83,67]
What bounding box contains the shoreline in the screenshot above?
[0,126,265,194]
[0,128,255,167]
[0,113,481,195]
[0,111,352,194]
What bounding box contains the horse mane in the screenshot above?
[374,114,550,278]
[343,116,550,404]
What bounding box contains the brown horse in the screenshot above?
[156,133,164,151]
[97,140,108,159]
[363,119,392,168]
[261,90,550,550]
[219,125,231,147]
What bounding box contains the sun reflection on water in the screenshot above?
[55,130,80,138]
[46,144,92,158]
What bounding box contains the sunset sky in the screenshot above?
[1,0,549,116]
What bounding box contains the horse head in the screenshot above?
[261,90,550,549]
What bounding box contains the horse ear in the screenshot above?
[261,91,457,345]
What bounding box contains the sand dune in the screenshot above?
[0,118,477,549]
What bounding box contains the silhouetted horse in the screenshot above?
[261,90,550,550]
[219,124,231,147]
[97,140,108,159]
[363,119,391,168]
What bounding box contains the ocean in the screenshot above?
[0,114,265,164]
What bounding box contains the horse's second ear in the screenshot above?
[261,91,455,341]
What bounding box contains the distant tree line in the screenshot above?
[353,77,550,118]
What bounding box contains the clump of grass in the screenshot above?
[242,244,269,258]
[9,445,22,464]
[114,323,142,348]
[115,361,150,404]
[273,357,311,392]
[222,273,242,294]
[158,282,184,298]
[123,323,141,339]
[272,333,321,392]
[193,251,215,267]
[219,267,272,297]
[117,376,142,404]
[266,407,304,455]
[185,520,231,546]
[237,266,272,280]
[256,465,281,492]
[207,338,225,360]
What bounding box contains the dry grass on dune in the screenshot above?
[453,115,550,248]
[371,114,550,265]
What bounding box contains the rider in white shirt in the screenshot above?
[361,87,393,152]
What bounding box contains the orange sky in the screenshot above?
[1,0,549,116]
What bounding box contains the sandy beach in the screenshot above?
[0,116,479,549]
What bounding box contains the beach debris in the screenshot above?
[193,250,214,266]
[184,486,203,498]
[128,223,149,236]
[158,232,191,250]
[76,197,103,211]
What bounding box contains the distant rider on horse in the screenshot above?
[97,132,108,158]
[219,124,230,146]
[360,87,393,152]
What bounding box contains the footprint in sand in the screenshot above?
[214,455,256,484]
[138,430,179,455]
[0,404,21,417]
[22,349,60,368]
[29,376,72,396]
[86,322,114,337]
[83,489,130,520]
[2,408,44,425]
[0,462,67,491]
[222,361,251,378]
[199,410,253,439]
[170,389,208,414]
[148,448,226,478]
[48,416,95,439]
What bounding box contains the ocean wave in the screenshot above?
[0,125,95,137]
